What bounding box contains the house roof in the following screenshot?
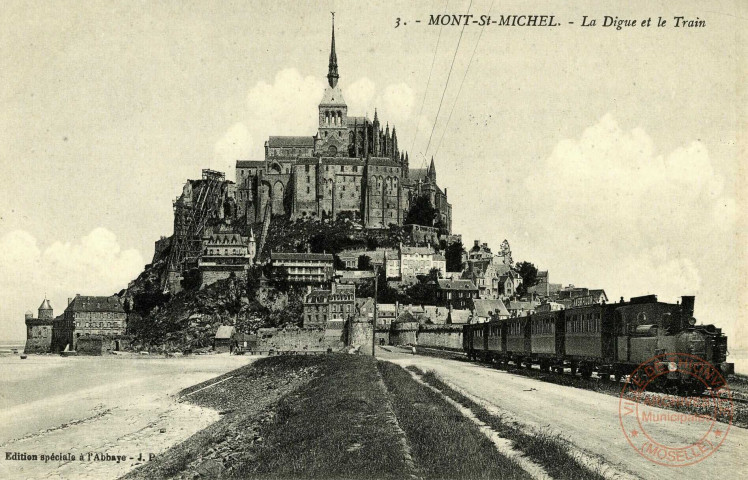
[319,84,346,106]
[215,326,235,339]
[401,246,434,256]
[66,295,125,313]
[39,298,52,310]
[589,289,608,300]
[368,157,401,167]
[437,279,478,290]
[336,270,376,280]
[421,305,447,323]
[473,299,510,318]
[508,300,537,311]
[408,168,429,182]
[267,136,315,148]
[236,160,265,168]
[393,311,419,324]
[271,252,334,262]
[448,309,473,324]
[377,303,398,314]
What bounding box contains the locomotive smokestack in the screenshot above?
[681,296,695,317]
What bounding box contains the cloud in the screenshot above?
[521,113,738,344]
[213,122,252,171]
[215,69,418,163]
[0,228,144,341]
[213,68,326,162]
[345,77,376,113]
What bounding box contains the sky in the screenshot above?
[1,0,745,350]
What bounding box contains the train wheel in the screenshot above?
[614,372,622,382]
[570,364,578,376]
[580,366,592,378]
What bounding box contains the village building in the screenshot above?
[61,295,128,351]
[434,279,479,309]
[198,227,255,287]
[302,283,356,332]
[337,247,400,278]
[507,300,540,317]
[269,252,334,285]
[334,269,376,285]
[527,270,562,298]
[214,325,236,353]
[400,245,445,279]
[472,298,510,323]
[535,301,565,313]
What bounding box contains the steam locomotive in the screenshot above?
[463,295,733,394]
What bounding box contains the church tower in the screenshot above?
[317,14,348,157]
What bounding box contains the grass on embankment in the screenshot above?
[410,367,605,480]
[378,361,530,480]
[124,354,532,480]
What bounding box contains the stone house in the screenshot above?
[472,299,510,323]
[269,252,334,286]
[302,283,356,333]
[434,279,478,309]
[400,245,445,278]
[214,326,236,353]
[198,228,254,288]
[63,295,127,351]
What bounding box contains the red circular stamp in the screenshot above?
[618,353,733,467]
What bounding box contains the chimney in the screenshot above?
[474,240,480,247]
[681,296,695,317]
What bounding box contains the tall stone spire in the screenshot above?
[428,156,436,181]
[327,13,339,88]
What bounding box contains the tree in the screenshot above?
[357,255,373,271]
[428,267,442,282]
[515,261,539,297]
[333,254,346,270]
[406,276,435,306]
[269,266,290,292]
[404,194,438,227]
[445,240,465,272]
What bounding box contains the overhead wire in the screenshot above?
[434,0,494,157]
[422,0,474,160]
[410,0,450,161]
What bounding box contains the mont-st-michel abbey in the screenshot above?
[235,18,452,231]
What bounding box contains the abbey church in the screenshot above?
[235,18,452,232]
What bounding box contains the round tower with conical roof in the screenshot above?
[38,298,53,320]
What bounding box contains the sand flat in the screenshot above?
[0,353,256,479]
